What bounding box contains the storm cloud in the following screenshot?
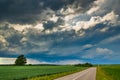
[0,0,120,64]
[0,0,96,24]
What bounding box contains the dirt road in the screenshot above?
[54,67,96,80]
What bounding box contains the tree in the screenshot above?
[84,62,93,67]
[74,62,93,67]
[15,55,27,65]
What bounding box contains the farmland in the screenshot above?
[0,65,87,80]
[97,65,120,80]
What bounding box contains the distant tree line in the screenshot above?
[14,55,93,67]
[74,63,93,67]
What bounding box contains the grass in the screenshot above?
[0,65,87,80]
[97,65,120,80]
[97,66,111,80]
[27,67,87,80]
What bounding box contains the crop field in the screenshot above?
[97,65,120,80]
[0,65,87,80]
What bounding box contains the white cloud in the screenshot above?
[20,37,28,43]
[51,60,84,65]
[0,35,9,50]
[64,14,75,22]
[102,11,120,26]
[72,11,120,32]
[96,47,113,54]
[0,35,8,45]
[0,57,83,65]
[83,44,93,49]
[10,24,32,31]
[0,58,16,64]
[100,27,109,32]
[87,6,100,15]
[87,0,120,16]
[72,16,101,31]
[100,34,120,44]
[49,15,59,22]
[87,0,106,15]
[82,47,113,59]
[34,23,44,31]
[10,23,45,32]
[0,57,47,65]
[27,59,47,64]
[102,11,118,21]
[60,7,75,15]
[38,8,55,21]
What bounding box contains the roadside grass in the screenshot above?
[97,65,120,80]
[0,65,87,80]
[27,67,87,80]
[97,66,112,80]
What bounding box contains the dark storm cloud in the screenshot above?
[0,0,96,24]
[43,18,64,30]
[43,21,56,30]
[6,33,23,46]
[0,0,45,24]
[0,21,120,62]
[1,0,120,64]
[0,24,23,48]
[26,28,76,43]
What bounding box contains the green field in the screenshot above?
[1,65,120,80]
[0,65,87,80]
[97,65,120,80]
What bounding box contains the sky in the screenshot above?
[0,0,120,65]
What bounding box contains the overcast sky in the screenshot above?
[0,0,120,64]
